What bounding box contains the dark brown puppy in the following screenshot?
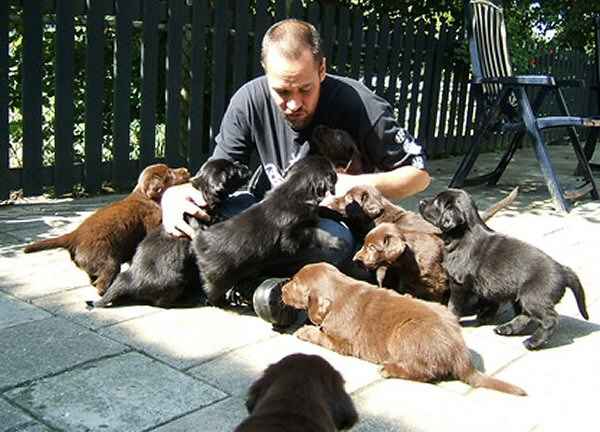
[311,125,368,175]
[321,184,518,238]
[234,353,358,432]
[282,262,527,396]
[192,156,337,305]
[24,164,190,295]
[419,188,589,350]
[354,222,447,303]
[88,159,250,308]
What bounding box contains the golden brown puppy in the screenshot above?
[24,164,190,295]
[282,263,527,396]
[235,353,358,432]
[321,184,518,238]
[354,222,447,303]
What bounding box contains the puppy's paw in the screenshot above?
[523,336,547,351]
[294,325,320,342]
[379,366,392,379]
[494,323,515,336]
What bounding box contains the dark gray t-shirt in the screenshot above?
[210,74,426,188]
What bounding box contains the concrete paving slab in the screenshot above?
[0,398,53,432]
[0,316,127,390]
[4,352,227,432]
[97,307,278,370]
[351,377,536,432]
[190,334,382,397]
[152,396,248,432]
[0,291,51,330]
[31,286,161,330]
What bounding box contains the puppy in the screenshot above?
[419,188,589,350]
[321,184,518,238]
[234,353,358,432]
[282,263,526,396]
[24,164,190,295]
[311,125,368,175]
[354,222,447,303]
[89,159,250,308]
[193,156,337,305]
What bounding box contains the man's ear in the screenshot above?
[319,58,326,81]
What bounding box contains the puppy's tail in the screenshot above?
[479,186,519,221]
[24,233,72,253]
[460,368,527,396]
[564,266,589,320]
[88,272,131,308]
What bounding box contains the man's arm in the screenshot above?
[335,166,431,200]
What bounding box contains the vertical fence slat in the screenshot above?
[165,0,184,167]
[188,0,208,171]
[84,0,107,193]
[54,0,75,195]
[385,21,403,106]
[233,0,249,92]
[321,4,334,61]
[140,0,159,168]
[210,0,227,151]
[289,0,305,20]
[375,16,390,97]
[362,15,376,90]
[307,3,320,33]
[408,23,425,137]
[334,7,350,76]
[349,9,362,80]
[22,0,43,196]
[253,0,269,77]
[275,1,286,22]
[112,0,134,190]
[397,21,413,128]
[418,23,436,147]
[0,1,8,200]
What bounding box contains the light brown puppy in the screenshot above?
[281,263,527,396]
[235,353,358,432]
[321,184,518,238]
[354,222,447,302]
[24,164,190,295]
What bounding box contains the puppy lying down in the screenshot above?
[235,353,358,432]
[419,188,589,350]
[24,163,190,295]
[89,159,250,308]
[282,263,526,396]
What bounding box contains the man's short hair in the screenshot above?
[261,19,324,67]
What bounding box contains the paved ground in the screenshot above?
[1,146,600,432]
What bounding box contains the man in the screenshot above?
[161,19,430,326]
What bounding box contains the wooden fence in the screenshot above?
[0,0,596,200]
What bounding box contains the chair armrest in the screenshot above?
[472,75,585,88]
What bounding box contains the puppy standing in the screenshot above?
[419,188,589,350]
[89,159,250,308]
[192,156,337,306]
[354,222,447,303]
[235,353,358,432]
[282,263,527,396]
[24,164,190,295]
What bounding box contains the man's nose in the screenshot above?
[286,97,301,112]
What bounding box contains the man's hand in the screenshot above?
[161,183,210,238]
[334,173,360,196]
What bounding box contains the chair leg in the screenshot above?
[554,89,600,199]
[486,131,524,186]
[517,88,570,213]
[575,128,600,175]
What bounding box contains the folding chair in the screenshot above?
[450,0,600,213]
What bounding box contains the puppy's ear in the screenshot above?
[359,191,384,219]
[307,293,331,325]
[329,389,359,430]
[142,176,166,201]
[245,373,270,413]
[384,233,407,259]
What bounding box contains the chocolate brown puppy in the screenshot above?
[24,164,190,295]
[419,188,589,350]
[311,125,368,174]
[354,222,447,303]
[282,262,527,396]
[235,353,358,432]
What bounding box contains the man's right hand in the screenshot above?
[161,183,210,238]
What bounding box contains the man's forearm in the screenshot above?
[336,166,431,200]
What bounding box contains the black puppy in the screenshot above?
[419,188,589,350]
[311,125,368,174]
[235,353,358,432]
[88,159,250,308]
[193,155,337,306]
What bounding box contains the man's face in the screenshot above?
[263,48,326,130]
